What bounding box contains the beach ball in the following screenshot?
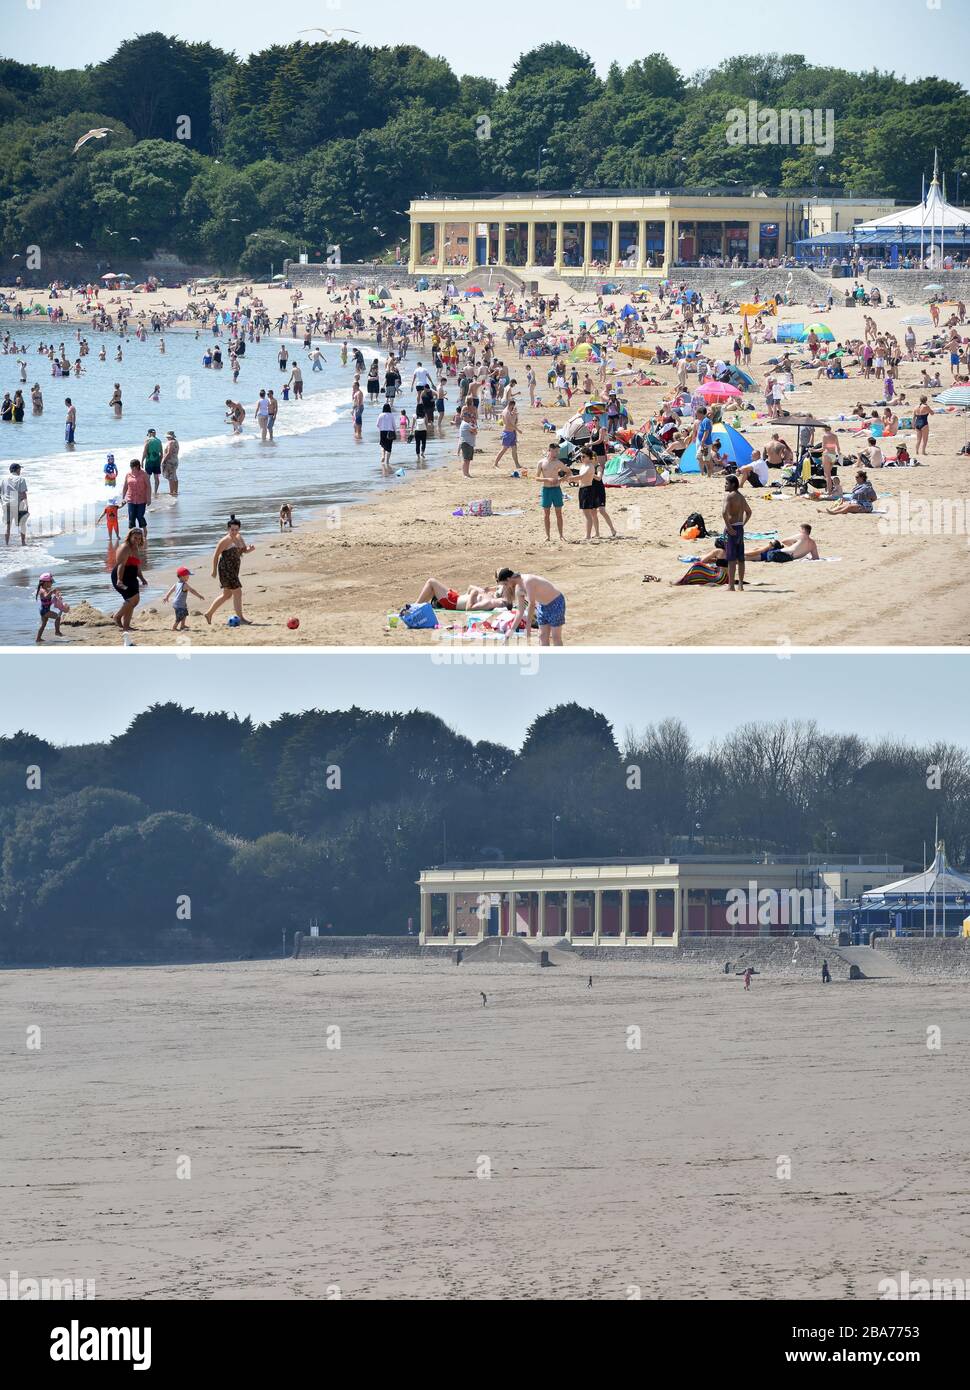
[227,615,242,627]
[287,617,300,630]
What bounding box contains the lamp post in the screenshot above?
[537,145,549,196]
[551,813,561,859]
[955,170,968,207]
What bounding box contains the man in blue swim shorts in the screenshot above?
[536,440,569,540]
[496,567,566,646]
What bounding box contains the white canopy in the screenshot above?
[856,164,970,234]
[862,842,970,900]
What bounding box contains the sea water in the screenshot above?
[0,322,443,642]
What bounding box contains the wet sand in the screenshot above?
[3,956,967,1299]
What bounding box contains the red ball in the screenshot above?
[287,617,300,630]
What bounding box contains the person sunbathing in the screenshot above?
[416,578,504,611]
[694,524,819,566]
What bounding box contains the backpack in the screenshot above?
[680,512,708,538]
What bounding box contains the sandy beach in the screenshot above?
[5,278,970,648]
[3,953,967,1300]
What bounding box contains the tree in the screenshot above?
[86,140,202,252]
[90,33,233,150]
[509,44,597,86]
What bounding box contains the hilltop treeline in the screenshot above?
[0,702,968,964]
[0,37,968,272]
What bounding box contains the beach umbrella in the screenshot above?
[801,322,834,341]
[934,386,970,407]
[923,284,944,295]
[697,380,742,402]
[901,314,932,326]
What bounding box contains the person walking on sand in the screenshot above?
[722,476,751,592]
[480,991,487,1008]
[109,528,148,632]
[494,397,520,469]
[205,516,255,626]
[822,960,831,984]
[743,968,753,991]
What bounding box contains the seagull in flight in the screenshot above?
[105,229,118,236]
[298,27,361,38]
[73,127,114,153]
[75,242,84,249]
[129,236,141,242]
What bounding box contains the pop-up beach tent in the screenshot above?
[678,422,754,474]
[603,449,663,486]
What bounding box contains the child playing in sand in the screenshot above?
[35,572,68,643]
[164,566,204,632]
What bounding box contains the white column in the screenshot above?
[593,890,602,946]
[436,222,445,273]
[565,889,574,942]
[647,889,656,945]
[409,221,420,273]
[621,890,630,945]
[672,888,682,946]
[419,891,431,943]
[447,892,458,944]
[612,221,621,269]
[554,221,564,271]
[584,219,593,267]
[498,222,507,266]
[537,890,546,938]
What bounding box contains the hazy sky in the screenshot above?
[6,0,969,84]
[2,652,968,750]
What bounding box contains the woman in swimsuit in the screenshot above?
[204,515,255,626]
[110,528,147,630]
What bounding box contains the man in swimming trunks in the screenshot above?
[746,525,819,562]
[536,441,569,541]
[141,428,163,496]
[722,475,751,592]
[415,579,502,611]
[495,568,566,646]
[494,398,520,469]
[691,406,716,475]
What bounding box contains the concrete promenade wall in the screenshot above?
[866,269,970,299]
[876,938,970,977]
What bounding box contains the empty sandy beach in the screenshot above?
[4,955,968,1300]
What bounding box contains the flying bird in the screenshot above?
[106,229,118,236]
[11,253,21,259]
[73,127,114,153]
[298,28,360,38]
[75,242,84,249]
[129,236,141,242]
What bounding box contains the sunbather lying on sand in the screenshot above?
[416,578,505,611]
[693,524,820,565]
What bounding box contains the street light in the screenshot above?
[955,170,968,206]
[537,145,549,195]
[551,813,561,859]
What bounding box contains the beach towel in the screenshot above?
[678,561,728,586]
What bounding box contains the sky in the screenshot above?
[3,652,969,751]
[6,0,970,85]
